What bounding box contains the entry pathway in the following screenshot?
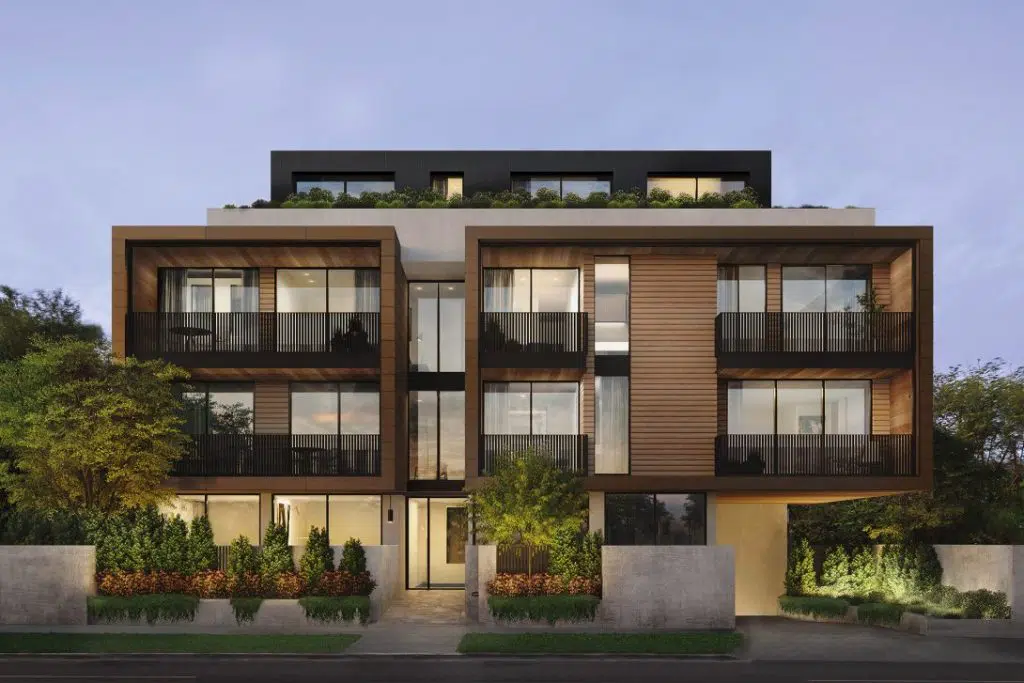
[346,590,469,654]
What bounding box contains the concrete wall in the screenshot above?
[714,501,787,616]
[364,545,400,621]
[0,546,95,625]
[1014,546,1024,623]
[934,545,1014,596]
[601,545,735,629]
[472,545,497,624]
[207,208,877,279]
[465,544,479,622]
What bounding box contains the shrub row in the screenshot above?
[487,595,601,625]
[88,594,200,625]
[778,595,850,620]
[96,569,375,599]
[224,186,763,211]
[487,572,601,598]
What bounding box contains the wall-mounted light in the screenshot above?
[386,495,394,523]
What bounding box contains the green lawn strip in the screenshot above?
[0,633,360,654]
[457,632,743,655]
[298,596,371,624]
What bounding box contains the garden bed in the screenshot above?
[458,631,743,655]
[487,595,601,625]
[86,596,371,629]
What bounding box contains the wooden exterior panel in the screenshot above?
[890,370,913,433]
[629,255,717,476]
[259,268,276,312]
[872,379,891,434]
[465,235,481,484]
[766,264,781,312]
[582,254,596,473]
[872,262,892,308]
[378,236,399,490]
[890,248,913,312]
[254,382,290,434]
[717,381,729,433]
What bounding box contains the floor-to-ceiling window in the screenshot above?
[595,376,629,474]
[159,494,261,547]
[276,268,380,352]
[483,382,580,435]
[271,494,382,547]
[728,380,871,436]
[511,175,611,198]
[158,268,259,351]
[180,383,254,435]
[410,391,465,480]
[781,265,872,351]
[483,268,579,313]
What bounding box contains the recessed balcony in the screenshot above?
[478,433,588,476]
[715,312,914,368]
[714,433,915,477]
[127,312,380,368]
[479,312,588,369]
[171,433,381,477]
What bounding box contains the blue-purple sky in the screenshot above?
[1,1,1020,370]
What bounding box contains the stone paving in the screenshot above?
[345,590,469,654]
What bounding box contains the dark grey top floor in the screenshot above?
[269,150,771,205]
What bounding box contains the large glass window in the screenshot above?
[727,380,871,435]
[482,269,579,313]
[409,282,465,372]
[605,493,706,546]
[647,177,746,197]
[272,494,382,547]
[782,265,871,313]
[159,268,259,314]
[273,494,327,547]
[595,376,629,474]
[483,382,579,435]
[717,265,766,313]
[159,495,260,546]
[290,383,380,435]
[430,174,463,199]
[180,383,254,435]
[595,258,629,355]
[512,175,611,198]
[410,391,465,480]
[295,175,395,197]
[277,269,380,313]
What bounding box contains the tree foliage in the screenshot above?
[299,526,334,586]
[259,520,294,577]
[0,286,104,363]
[0,339,188,513]
[186,516,218,574]
[469,450,587,574]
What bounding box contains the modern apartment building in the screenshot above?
[111,150,933,615]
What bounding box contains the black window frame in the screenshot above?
[409,389,466,482]
[292,173,396,196]
[780,264,873,312]
[269,493,384,547]
[480,267,582,314]
[645,174,749,197]
[408,280,465,373]
[157,266,260,314]
[481,381,581,436]
[288,381,382,437]
[716,264,768,313]
[179,381,255,435]
[725,379,874,436]
[604,493,708,546]
[510,174,612,199]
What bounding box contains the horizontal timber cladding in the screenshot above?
[130,245,380,311]
[890,248,913,312]
[872,263,892,308]
[872,379,891,434]
[891,370,913,433]
[629,255,718,476]
[766,264,781,312]
[254,382,289,434]
[259,269,276,312]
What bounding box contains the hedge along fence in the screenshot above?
[223,186,764,211]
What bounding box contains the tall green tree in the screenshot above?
[0,286,104,362]
[469,449,587,574]
[0,339,189,513]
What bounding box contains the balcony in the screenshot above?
[479,312,588,369]
[479,434,588,476]
[714,434,915,477]
[715,312,914,368]
[128,312,380,368]
[171,433,381,477]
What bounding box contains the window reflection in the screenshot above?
[605,493,706,545]
[483,382,579,435]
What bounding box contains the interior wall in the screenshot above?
[714,500,788,616]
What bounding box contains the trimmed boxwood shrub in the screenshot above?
[87,594,199,625]
[487,595,601,625]
[778,595,850,619]
[299,596,370,624]
[339,537,367,574]
[259,521,294,577]
[299,526,334,587]
[961,589,1010,619]
[857,602,905,626]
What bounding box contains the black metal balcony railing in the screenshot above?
[128,312,380,368]
[715,312,914,365]
[714,433,915,477]
[172,433,381,477]
[479,312,588,369]
[479,434,588,476]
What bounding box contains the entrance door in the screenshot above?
[407,497,468,589]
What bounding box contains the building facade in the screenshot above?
[111,150,933,615]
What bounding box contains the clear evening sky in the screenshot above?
[0,1,1020,370]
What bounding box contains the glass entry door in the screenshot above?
[407,497,468,589]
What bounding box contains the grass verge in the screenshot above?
[778,595,849,619]
[87,595,199,625]
[457,632,742,655]
[487,595,600,625]
[298,596,371,624]
[0,633,360,653]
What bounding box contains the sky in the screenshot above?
[0,0,1021,371]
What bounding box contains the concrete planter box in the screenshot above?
[87,598,371,633]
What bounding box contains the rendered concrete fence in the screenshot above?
[0,546,95,625]
[1014,546,1024,623]
[601,546,735,630]
[364,545,400,621]
[933,545,1014,596]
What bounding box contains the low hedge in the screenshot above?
[961,589,1011,619]
[856,602,905,626]
[229,597,263,625]
[486,572,601,598]
[96,570,375,599]
[298,596,371,624]
[487,595,601,625]
[88,594,199,625]
[778,595,850,619]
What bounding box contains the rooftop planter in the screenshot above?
[223,186,763,210]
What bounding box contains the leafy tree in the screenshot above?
[226,535,259,577]
[784,538,817,596]
[0,339,189,513]
[339,538,367,574]
[157,515,189,573]
[469,449,587,574]
[259,520,294,576]
[187,516,218,574]
[299,526,334,586]
[0,286,104,363]
[549,520,603,581]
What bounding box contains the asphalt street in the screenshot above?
[2,657,1024,683]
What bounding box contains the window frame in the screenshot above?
[180,382,255,435]
[726,379,873,436]
[269,493,384,546]
[594,256,631,356]
[292,174,395,196]
[288,381,381,436]
[162,494,262,546]
[408,280,465,373]
[604,493,708,546]
[409,389,466,482]
[275,267,381,314]
[645,175,748,197]
[717,264,768,313]
[157,267,259,314]
[482,381,581,436]
[480,267,582,314]
[780,264,873,313]
[510,174,612,199]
